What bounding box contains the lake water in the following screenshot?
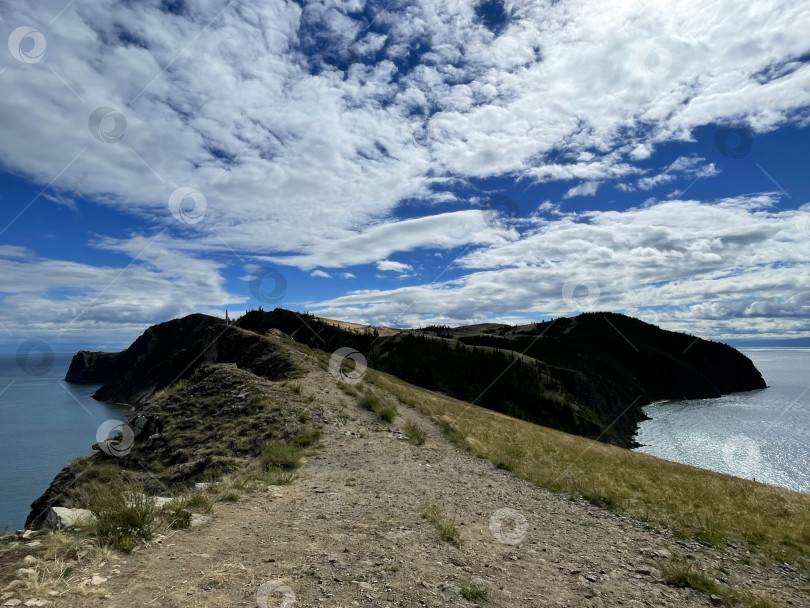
[0,353,129,532]
[635,349,810,494]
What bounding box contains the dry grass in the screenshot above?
[370,370,810,572]
[357,392,397,423]
[420,504,462,546]
[403,419,426,446]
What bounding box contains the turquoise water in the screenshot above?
[635,349,810,494]
[0,354,129,532]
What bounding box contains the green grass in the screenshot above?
[660,558,778,607]
[337,381,357,396]
[460,586,489,603]
[162,500,193,529]
[403,419,426,446]
[78,479,157,552]
[218,491,241,503]
[358,394,379,411]
[420,504,461,547]
[261,440,303,470]
[370,370,810,573]
[293,429,322,447]
[357,393,397,422]
[376,404,397,422]
[183,493,214,513]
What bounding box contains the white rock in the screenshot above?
[24,599,50,607]
[4,599,22,606]
[43,508,95,531]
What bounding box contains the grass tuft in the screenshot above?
[420,504,462,547]
[660,557,778,607]
[261,440,303,470]
[79,479,157,552]
[460,586,489,603]
[293,429,322,447]
[357,392,397,422]
[403,419,426,446]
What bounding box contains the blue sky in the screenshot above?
[1,0,810,352]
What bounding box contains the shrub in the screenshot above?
[293,430,322,447]
[162,500,193,529]
[261,441,303,469]
[218,491,241,503]
[184,493,214,513]
[84,480,157,552]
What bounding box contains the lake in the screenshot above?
[635,349,809,494]
[0,353,129,532]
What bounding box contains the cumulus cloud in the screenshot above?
[564,182,600,199]
[376,260,413,273]
[308,195,810,339]
[0,236,240,345]
[1,0,810,343]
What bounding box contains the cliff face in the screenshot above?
[65,314,295,406]
[64,351,121,384]
[236,309,766,447]
[65,309,766,448]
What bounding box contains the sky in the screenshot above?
[1,0,809,353]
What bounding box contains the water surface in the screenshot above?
[635,349,809,493]
[0,353,129,531]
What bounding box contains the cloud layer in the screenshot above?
[1,0,809,344]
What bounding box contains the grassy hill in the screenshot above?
[235,308,765,447]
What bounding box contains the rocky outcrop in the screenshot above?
[43,507,95,530]
[64,351,121,384]
[65,314,295,406]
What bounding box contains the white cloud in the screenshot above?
[0,0,808,259]
[307,195,810,340]
[376,260,413,273]
[637,156,720,191]
[0,236,239,345]
[564,182,600,199]
[1,0,810,343]
[310,269,331,278]
[341,272,356,279]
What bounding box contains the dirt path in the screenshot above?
[19,362,805,608]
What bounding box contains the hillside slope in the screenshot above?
[6,333,806,608]
[235,309,765,446]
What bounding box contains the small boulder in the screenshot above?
[43,507,95,531]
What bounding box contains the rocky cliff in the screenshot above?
[65,309,766,448]
[63,351,120,384]
[65,314,295,406]
[235,309,766,447]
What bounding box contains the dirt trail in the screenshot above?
[17,355,806,608]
